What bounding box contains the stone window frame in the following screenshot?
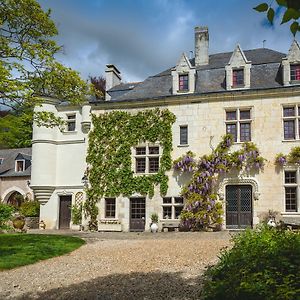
[179,125,188,146]
[282,104,300,140]
[15,159,25,172]
[282,40,300,86]
[162,196,184,220]
[283,168,299,212]
[178,74,189,91]
[133,143,161,175]
[225,108,252,143]
[105,198,116,218]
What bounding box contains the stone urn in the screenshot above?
[12,216,25,230]
[150,222,158,233]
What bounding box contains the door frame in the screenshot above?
[58,194,72,229]
[129,197,146,232]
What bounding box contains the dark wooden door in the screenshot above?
[59,196,72,229]
[130,198,145,231]
[226,185,252,229]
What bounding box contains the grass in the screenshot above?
[0,234,85,270]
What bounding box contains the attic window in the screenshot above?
[66,114,76,131]
[290,64,300,81]
[232,69,244,86]
[15,160,25,172]
[179,74,189,91]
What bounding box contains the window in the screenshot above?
[134,145,160,174]
[162,196,184,219]
[290,64,300,81]
[284,171,298,212]
[282,105,300,140]
[66,114,76,131]
[15,160,24,172]
[232,69,244,86]
[179,74,189,91]
[105,198,116,218]
[180,125,188,145]
[225,108,251,142]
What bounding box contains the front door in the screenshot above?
[130,198,146,231]
[59,195,72,229]
[226,185,252,229]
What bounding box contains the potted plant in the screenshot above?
[150,212,159,233]
[19,200,40,229]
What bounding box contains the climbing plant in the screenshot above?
[174,134,265,231]
[85,108,176,226]
[275,146,300,165]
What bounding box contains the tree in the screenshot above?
[254,0,300,36]
[89,76,106,100]
[0,0,91,116]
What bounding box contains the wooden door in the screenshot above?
[226,185,252,229]
[59,195,72,229]
[130,198,145,231]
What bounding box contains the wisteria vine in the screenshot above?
[173,134,265,230]
[275,146,300,166]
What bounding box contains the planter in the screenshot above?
[13,217,25,230]
[98,223,122,232]
[71,224,81,231]
[150,222,158,233]
[25,217,39,229]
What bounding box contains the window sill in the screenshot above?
[177,144,189,147]
[281,212,300,215]
[134,172,158,176]
[282,139,300,142]
[62,130,78,134]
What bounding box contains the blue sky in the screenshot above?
[38,0,295,83]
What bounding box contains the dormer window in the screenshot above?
[290,64,300,81]
[232,69,244,87]
[66,114,76,132]
[179,74,189,91]
[15,160,25,172]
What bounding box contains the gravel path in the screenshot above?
[0,231,231,300]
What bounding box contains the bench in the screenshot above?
[161,222,179,232]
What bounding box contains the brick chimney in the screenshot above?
[194,26,209,67]
[105,64,121,101]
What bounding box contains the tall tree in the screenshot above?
[89,76,106,100]
[254,0,300,36]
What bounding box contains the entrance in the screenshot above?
[59,195,72,229]
[226,185,252,229]
[130,198,146,231]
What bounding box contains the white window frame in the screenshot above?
[225,108,252,143]
[133,143,160,175]
[15,159,25,172]
[282,104,300,140]
[283,168,299,213]
[162,196,184,220]
[66,114,76,132]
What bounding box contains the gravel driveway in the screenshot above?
[0,231,231,300]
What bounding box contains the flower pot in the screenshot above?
[13,217,25,230]
[150,222,158,233]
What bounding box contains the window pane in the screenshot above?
[285,187,297,212]
[67,121,75,131]
[16,161,24,172]
[67,115,76,120]
[163,206,172,219]
[284,120,295,139]
[240,123,251,142]
[136,158,146,173]
[149,157,159,173]
[233,69,244,86]
[283,107,295,117]
[174,197,183,204]
[240,110,251,120]
[179,74,189,90]
[149,146,159,154]
[180,126,188,145]
[105,198,116,218]
[226,123,237,142]
[136,147,146,155]
[285,171,297,184]
[226,111,237,120]
[175,206,183,219]
[290,64,300,81]
[163,197,172,204]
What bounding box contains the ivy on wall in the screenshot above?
[84,108,176,226]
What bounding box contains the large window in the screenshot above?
[179,74,189,91]
[282,105,300,140]
[290,64,300,81]
[105,198,116,218]
[179,125,188,145]
[225,108,251,142]
[284,171,298,212]
[162,197,184,219]
[135,145,160,174]
[232,69,244,87]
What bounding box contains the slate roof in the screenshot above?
[0,148,32,177]
[107,48,287,101]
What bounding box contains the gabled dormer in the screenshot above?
[15,153,31,173]
[282,40,300,86]
[171,53,196,95]
[225,44,251,90]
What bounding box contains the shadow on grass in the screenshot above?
[14,271,205,300]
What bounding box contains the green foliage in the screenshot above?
[150,212,159,223]
[275,146,300,165]
[0,204,14,230]
[85,108,175,227]
[19,201,40,217]
[71,202,83,225]
[201,226,300,300]
[254,0,300,36]
[0,234,85,270]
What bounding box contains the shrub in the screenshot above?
[0,204,15,230]
[201,226,300,300]
[71,203,83,225]
[150,212,159,223]
[19,201,40,217]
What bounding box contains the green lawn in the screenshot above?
[0,234,85,270]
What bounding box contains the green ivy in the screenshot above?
[85,108,175,225]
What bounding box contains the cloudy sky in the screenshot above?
[38,0,295,83]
